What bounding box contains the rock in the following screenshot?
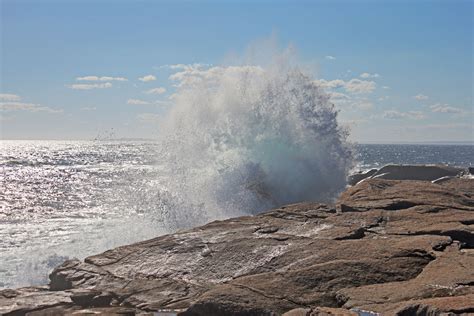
[431,176,455,184]
[70,290,98,306]
[282,308,312,316]
[70,290,113,307]
[24,306,139,315]
[347,164,465,186]
[283,307,358,316]
[337,243,474,313]
[1,178,473,315]
[394,304,444,316]
[347,169,377,186]
[0,287,73,315]
[370,164,463,181]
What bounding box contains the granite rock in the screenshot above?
[1,178,473,315]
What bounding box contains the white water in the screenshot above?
[153,59,354,227]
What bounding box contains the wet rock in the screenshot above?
[371,165,463,181]
[282,308,312,316]
[70,290,113,307]
[70,290,99,306]
[1,178,473,315]
[256,226,280,234]
[394,304,443,316]
[347,164,465,186]
[347,169,377,186]
[0,287,72,315]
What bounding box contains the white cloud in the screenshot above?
[160,63,211,70]
[317,78,377,112]
[382,86,390,89]
[170,64,195,70]
[81,107,97,111]
[0,101,62,113]
[330,93,374,111]
[360,72,380,79]
[0,94,62,113]
[329,92,350,100]
[429,103,464,114]
[127,98,150,105]
[169,64,264,88]
[67,82,113,90]
[0,93,21,101]
[76,76,127,81]
[136,113,161,122]
[325,55,336,60]
[413,94,429,100]
[382,110,424,120]
[145,87,167,95]
[344,79,376,94]
[138,75,156,82]
[313,79,346,89]
[314,78,376,94]
[378,96,390,101]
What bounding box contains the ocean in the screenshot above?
[1,141,473,288]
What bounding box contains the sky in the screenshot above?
[0,0,472,143]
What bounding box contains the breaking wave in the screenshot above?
[154,56,354,227]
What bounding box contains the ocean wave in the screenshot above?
[153,56,354,227]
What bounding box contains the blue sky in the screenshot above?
[1,0,472,142]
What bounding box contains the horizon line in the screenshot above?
[1,138,473,145]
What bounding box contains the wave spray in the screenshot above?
[154,54,354,228]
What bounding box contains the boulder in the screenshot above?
[347,168,377,186]
[371,164,463,181]
[347,164,464,186]
[0,287,72,315]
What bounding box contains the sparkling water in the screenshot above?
[1,140,472,288]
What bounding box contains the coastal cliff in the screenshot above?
[1,177,473,315]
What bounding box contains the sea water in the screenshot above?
[1,140,472,288]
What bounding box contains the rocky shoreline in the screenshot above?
[1,172,473,315]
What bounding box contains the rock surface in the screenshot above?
[1,178,473,315]
[347,164,465,186]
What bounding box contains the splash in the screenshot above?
[155,57,354,227]
[0,52,355,289]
